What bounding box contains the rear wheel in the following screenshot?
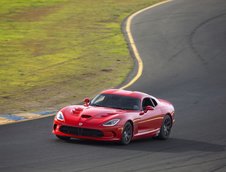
[56,135,71,141]
[120,122,133,145]
[157,115,172,139]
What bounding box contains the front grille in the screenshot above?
[59,125,104,137]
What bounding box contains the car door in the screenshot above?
[137,97,162,133]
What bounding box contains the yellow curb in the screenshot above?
[120,0,172,90]
[0,117,14,125]
[0,114,55,126]
[15,113,42,119]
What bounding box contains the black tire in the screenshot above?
[157,115,172,140]
[56,135,71,141]
[120,122,133,145]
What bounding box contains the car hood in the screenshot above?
[60,105,125,127]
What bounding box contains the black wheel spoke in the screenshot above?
[121,122,132,144]
[157,115,172,139]
[163,117,172,136]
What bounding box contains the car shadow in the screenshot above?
[57,137,225,153]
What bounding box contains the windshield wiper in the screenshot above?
[91,104,102,107]
[109,106,127,110]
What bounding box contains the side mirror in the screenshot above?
[140,106,154,115]
[84,98,90,106]
[144,105,154,112]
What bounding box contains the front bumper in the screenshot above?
[52,120,123,141]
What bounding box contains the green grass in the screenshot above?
[0,0,163,113]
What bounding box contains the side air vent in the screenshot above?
[81,114,92,118]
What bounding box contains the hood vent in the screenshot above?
[81,114,92,118]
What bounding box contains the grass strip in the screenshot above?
[0,0,163,113]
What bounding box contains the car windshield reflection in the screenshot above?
[90,94,141,111]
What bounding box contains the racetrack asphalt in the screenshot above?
[0,0,226,171]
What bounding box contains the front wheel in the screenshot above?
[120,122,133,145]
[56,135,71,141]
[157,115,172,139]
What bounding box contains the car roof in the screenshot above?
[100,89,149,99]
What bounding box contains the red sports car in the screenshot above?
[52,89,175,144]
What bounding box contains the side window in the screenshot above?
[151,98,158,107]
[142,98,154,110]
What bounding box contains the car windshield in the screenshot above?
[90,94,141,110]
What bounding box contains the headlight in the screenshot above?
[56,111,64,121]
[103,119,120,126]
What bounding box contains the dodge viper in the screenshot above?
[52,89,175,144]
